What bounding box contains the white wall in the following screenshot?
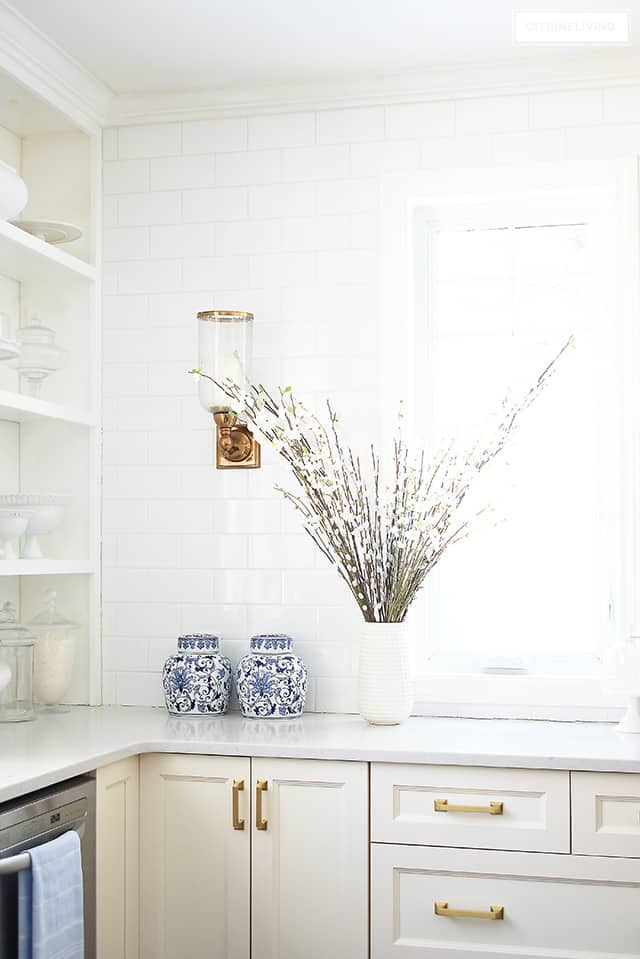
[102,83,640,710]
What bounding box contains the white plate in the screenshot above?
[9,219,82,245]
[0,337,19,361]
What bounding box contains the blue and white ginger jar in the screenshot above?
[162,634,231,716]
[236,634,307,719]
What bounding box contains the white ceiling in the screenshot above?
[8,0,640,98]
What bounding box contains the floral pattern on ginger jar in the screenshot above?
[236,634,307,719]
[162,634,231,716]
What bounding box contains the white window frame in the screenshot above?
[379,159,640,721]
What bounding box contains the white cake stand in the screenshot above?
[616,693,640,733]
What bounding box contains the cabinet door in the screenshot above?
[96,756,140,959]
[251,757,368,959]
[140,754,250,959]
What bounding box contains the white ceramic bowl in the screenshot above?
[0,509,31,561]
[0,160,28,221]
[0,495,70,559]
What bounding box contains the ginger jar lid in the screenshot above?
[177,634,220,652]
[250,634,293,653]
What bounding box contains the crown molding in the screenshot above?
[0,0,112,133]
[110,51,640,126]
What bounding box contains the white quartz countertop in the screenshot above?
[2,707,640,803]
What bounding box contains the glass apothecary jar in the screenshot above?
[12,314,68,397]
[28,590,78,711]
[0,601,35,722]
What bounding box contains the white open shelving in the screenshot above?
[0,220,96,286]
[0,67,102,706]
[0,388,96,426]
[0,560,96,577]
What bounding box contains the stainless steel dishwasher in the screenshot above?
[0,775,96,959]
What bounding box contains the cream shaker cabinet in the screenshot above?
[132,754,368,959]
[251,757,369,959]
[96,756,140,959]
[139,754,251,959]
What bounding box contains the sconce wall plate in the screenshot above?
[213,411,261,469]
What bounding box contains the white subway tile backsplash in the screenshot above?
[421,133,492,168]
[111,602,182,638]
[182,186,248,222]
[103,294,149,330]
[148,428,212,466]
[215,149,281,186]
[249,251,316,288]
[248,112,315,149]
[281,215,350,252]
[150,154,215,191]
[350,139,420,177]
[316,177,378,215]
[211,570,282,604]
[119,123,182,159]
[181,533,247,568]
[603,84,640,123]
[455,94,529,134]
[385,100,455,140]
[182,117,248,154]
[103,431,148,466]
[104,159,150,195]
[183,255,249,291]
[530,89,603,129]
[118,191,182,226]
[104,227,149,262]
[179,603,248,638]
[149,223,216,258]
[216,219,282,255]
[316,249,376,285]
[281,144,350,182]
[249,182,316,218]
[116,258,183,294]
[492,129,566,164]
[104,90,629,712]
[317,106,384,144]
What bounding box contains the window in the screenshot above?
[380,163,639,717]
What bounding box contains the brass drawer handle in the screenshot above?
[434,799,504,815]
[435,901,504,921]
[232,778,245,830]
[256,778,268,830]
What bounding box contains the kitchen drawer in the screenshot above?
[371,763,569,852]
[371,842,640,958]
[572,770,640,858]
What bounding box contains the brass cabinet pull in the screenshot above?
[435,901,504,921]
[256,779,268,830]
[434,799,504,816]
[232,778,245,830]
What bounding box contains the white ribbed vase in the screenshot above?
[358,622,413,725]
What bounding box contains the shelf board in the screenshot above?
[0,560,96,577]
[0,220,96,285]
[0,390,96,427]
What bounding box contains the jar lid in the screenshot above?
[27,590,77,631]
[250,634,293,653]
[177,634,220,652]
[0,602,35,646]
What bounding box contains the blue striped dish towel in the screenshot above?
[18,830,84,959]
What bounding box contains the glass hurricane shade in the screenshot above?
[197,311,253,413]
[11,314,68,397]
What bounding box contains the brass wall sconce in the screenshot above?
[197,310,261,470]
[212,410,261,469]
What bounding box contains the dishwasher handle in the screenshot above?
[0,819,86,876]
